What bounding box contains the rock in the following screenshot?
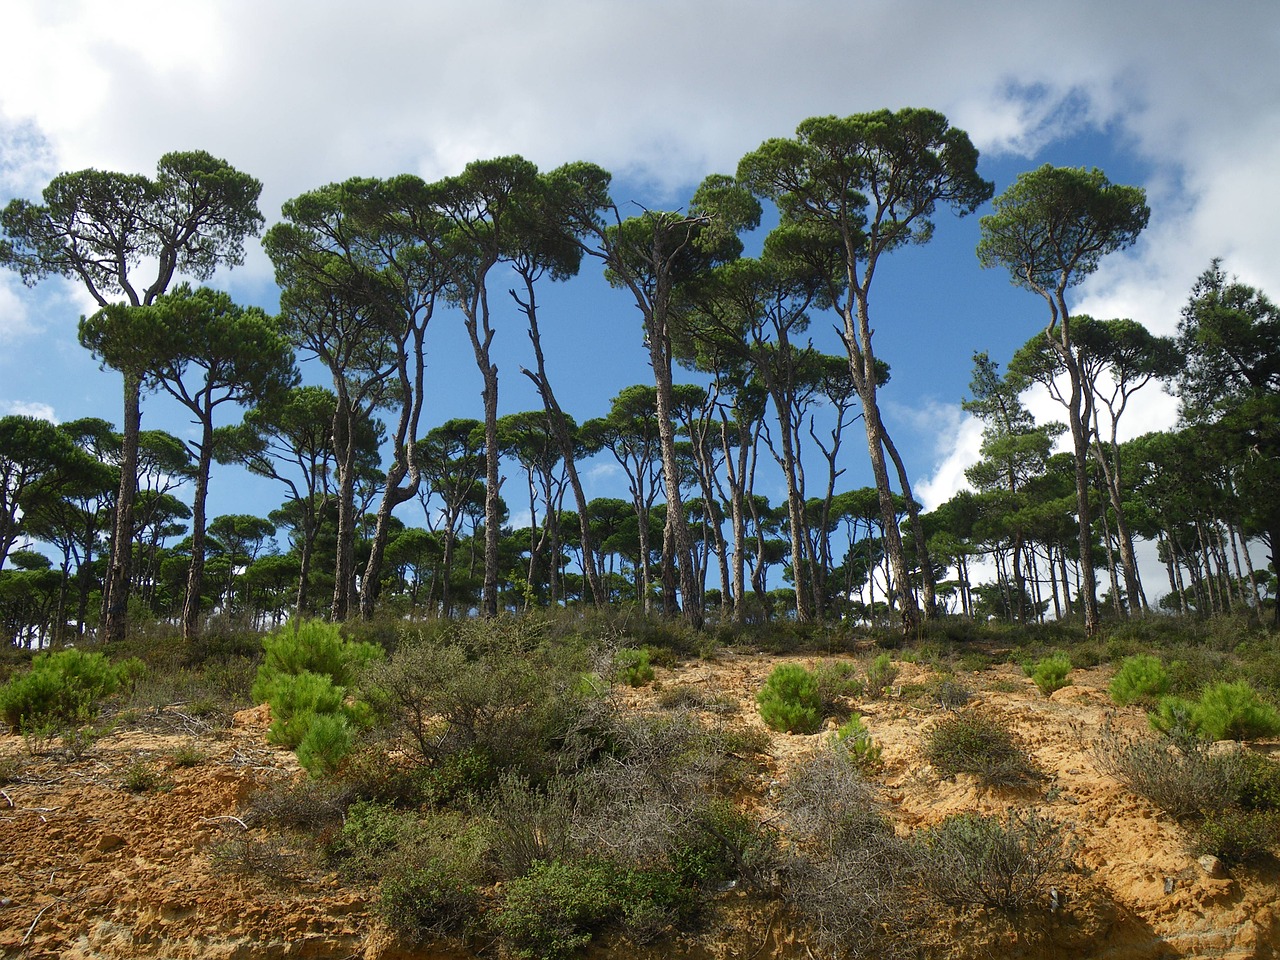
[1198,854,1227,877]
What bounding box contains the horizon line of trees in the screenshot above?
[2,110,1277,645]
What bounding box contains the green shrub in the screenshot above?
[0,649,143,732]
[494,858,690,958]
[264,671,347,749]
[1030,653,1071,696]
[915,809,1069,910]
[756,664,822,734]
[252,619,383,700]
[613,647,654,687]
[923,712,1039,787]
[830,714,882,771]
[379,857,478,939]
[813,660,864,712]
[865,653,899,699]
[1192,681,1280,741]
[1192,808,1280,864]
[1110,654,1169,706]
[296,712,354,777]
[493,859,616,959]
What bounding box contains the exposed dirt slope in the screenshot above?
[1,650,1277,959]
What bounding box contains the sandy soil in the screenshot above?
[1,649,1277,959]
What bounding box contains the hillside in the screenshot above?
[1,646,1277,960]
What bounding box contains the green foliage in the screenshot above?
[923,712,1039,787]
[865,652,899,699]
[756,663,822,734]
[914,809,1069,910]
[1029,653,1071,696]
[1110,654,1170,706]
[1150,682,1280,741]
[1191,808,1280,864]
[296,712,354,777]
[612,647,654,687]
[252,619,383,702]
[1192,681,1280,741]
[494,858,692,959]
[813,660,864,712]
[0,649,143,732]
[830,714,882,771]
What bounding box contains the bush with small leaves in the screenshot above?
[1110,654,1170,706]
[1192,681,1280,742]
[914,808,1070,910]
[1191,808,1280,864]
[613,647,654,687]
[493,857,691,959]
[813,660,864,713]
[923,712,1039,787]
[756,663,822,734]
[379,857,479,940]
[1030,653,1071,696]
[831,714,883,771]
[0,649,143,732]
[866,652,899,699]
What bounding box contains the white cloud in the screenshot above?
[0,276,35,341]
[916,413,983,511]
[2,400,56,422]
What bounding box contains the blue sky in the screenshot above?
[2,0,1278,578]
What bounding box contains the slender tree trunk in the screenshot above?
[103,372,142,643]
[881,426,938,620]
[181,421,215,642]
[331,398,359,621]
[648,318,701,627]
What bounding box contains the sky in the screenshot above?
[2,0,1279,596]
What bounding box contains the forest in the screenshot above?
[0,107,1277,648]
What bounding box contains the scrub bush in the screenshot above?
[0,649,143,731]
[1030,653,1071,696]
[756,664,822,733]
[914,809,1069,910]
[613,647,654,687]
[923,712,1039,787]
[1110,654,1169,706]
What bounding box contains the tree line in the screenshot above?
[1,109,1276,645]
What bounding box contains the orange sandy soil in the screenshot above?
[1,650,1277,960]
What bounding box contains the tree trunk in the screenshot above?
[102,372,142,643]
[181,421,215,642]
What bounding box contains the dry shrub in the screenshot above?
[779,748,914,959]
[913,808,1072,910]
[922,711,1040,787]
